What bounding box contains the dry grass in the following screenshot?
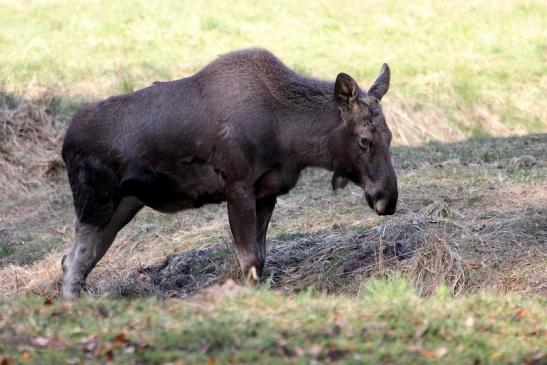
[421,197,465,220]
[384,96,531,146]
[0,87,64,199]
[409,229,471,296]
[496,248,547,296]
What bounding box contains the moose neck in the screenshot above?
[264,73,343,172]
[280,105,341,172]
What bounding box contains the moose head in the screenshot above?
[331,64,398,215]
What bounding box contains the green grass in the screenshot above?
[1,277,545,364]
[1,0,546,134]
[392,134,547,168]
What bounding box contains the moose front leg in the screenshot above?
[255,196,276,276]
[226,183,261,284]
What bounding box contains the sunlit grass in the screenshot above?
[1,0,546,136]
[1,277,545,364]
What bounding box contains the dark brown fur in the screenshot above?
[61,48,397,299]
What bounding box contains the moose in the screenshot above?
[61,48,398,299]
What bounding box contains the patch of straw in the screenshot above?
[0,87,64,198]
[408,228,471,296]
[422,197,465,220]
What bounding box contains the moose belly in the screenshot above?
[121,160,226,213]
[255,168,297,199]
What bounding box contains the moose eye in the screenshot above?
[359,136,370,150]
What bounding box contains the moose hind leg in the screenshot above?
[62,197,143,300]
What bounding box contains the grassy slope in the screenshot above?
[1,278,546,364]
[0,0,546,139]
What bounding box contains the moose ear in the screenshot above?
[368,63,390,100]
[334,73,358,109]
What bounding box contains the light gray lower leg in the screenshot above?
[62,197,143,300]
[255,196,276,276]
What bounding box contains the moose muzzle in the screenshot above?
[365,187,398,216]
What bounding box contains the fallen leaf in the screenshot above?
[465,316,475,328]
[20,352,31,362]
[31,337,50,347]
[309,345,322,358]
[113,332,128,344]
[294,347,305,357]
[421,347,448,359]
[515,307,528,318]
[80,334,99,353]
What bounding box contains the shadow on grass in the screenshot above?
[392,133,546,169]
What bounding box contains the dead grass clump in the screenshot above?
[421,197,465,220]
[98,216,473,299]
[263,220,419,294]
[408,229,471,296]
[0,87,64,198]
[0,252,64,299]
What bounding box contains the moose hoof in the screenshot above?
[62,287,81,301]
[62,276,84,301]
[245,266,260,285]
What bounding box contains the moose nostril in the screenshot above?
[375,199,389,214]
[376,192,398,215]
[365,188,398,216]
